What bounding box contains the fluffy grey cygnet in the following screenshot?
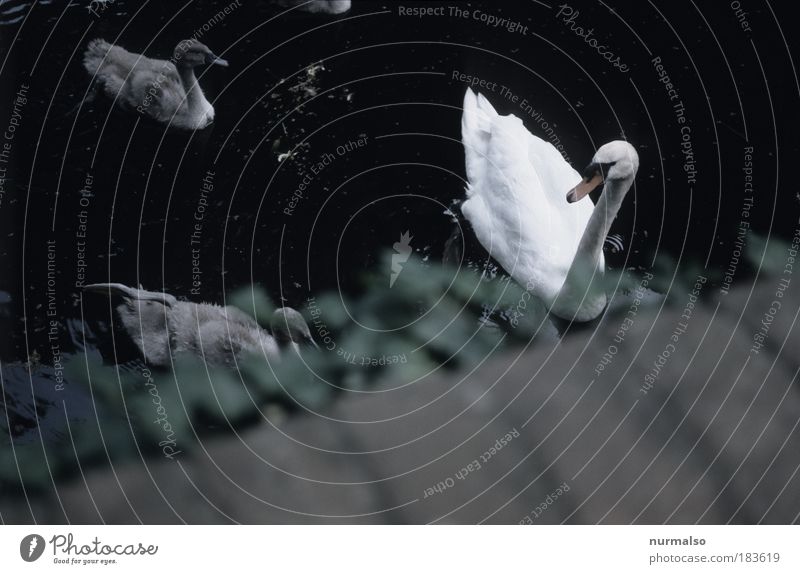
[85,283,315,368]
[83,38,228,129]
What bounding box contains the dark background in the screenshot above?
[1,1,797,354]
[0,0,798,522]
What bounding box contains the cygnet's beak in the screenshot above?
[567,163,604,203]
[207,52,228,67]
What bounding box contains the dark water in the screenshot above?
[0,0,798,480]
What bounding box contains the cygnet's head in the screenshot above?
[567,140,639,203]
[173,39,228,68]
[270,307,319,349]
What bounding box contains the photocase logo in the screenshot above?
[20,534,45,562]
[390,230,413,287]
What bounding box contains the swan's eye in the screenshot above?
[581,161,616,180]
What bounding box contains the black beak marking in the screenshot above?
[581,161,616,181]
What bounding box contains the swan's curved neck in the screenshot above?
[177,66,204,109]
[574,177,630,271]
[557,176,633,318]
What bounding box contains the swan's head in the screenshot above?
[567,140,639,203]
[173,40,228,69]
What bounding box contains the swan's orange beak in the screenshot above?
[567,173,603,203]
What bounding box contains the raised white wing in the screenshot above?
[460,88,597,302]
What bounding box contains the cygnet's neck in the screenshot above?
[177,65,205,109]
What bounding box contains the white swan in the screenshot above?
[83,38,228,130]
[84,283,316,367]
[460,88,639,322]
[275,0,351,14]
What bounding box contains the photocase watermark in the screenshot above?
[86,0,118,18]
[45,240,65,392]
[338,351,408,366]
[0,83,29,211]
[448,5,529,35]
[555,4,629,73]
[594,271,654,377]
[0,156,6,210]
[519,481,571,523]
[640,275,707,395]
[508,277,541,329]
[750,221,799,355]
[730,1,752,33]
[390,230,413,288]
[398,5,529,35]
[20,534,46,562]
[283,134,369,216]
[651,55,697,186]
[423,428,519,499]
[305,296,407,366]
[45,532,158,565]
[721,146,754,295]
[139,366,182,459]
[452,71,571,162]
[74,172,94,289]
[189,170,214,295]
[307,296,336,351]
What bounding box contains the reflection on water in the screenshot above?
[0,0,55,27]
[0,359,91,445]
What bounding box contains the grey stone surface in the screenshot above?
[3,276,799,524]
